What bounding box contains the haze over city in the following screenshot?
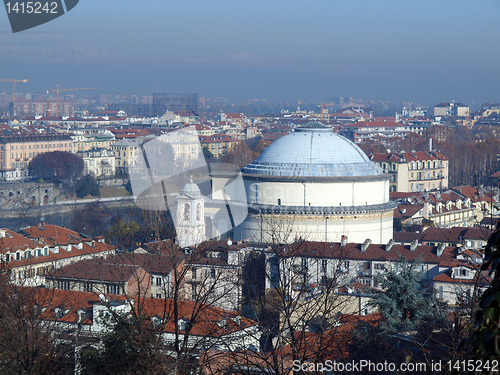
[2,1,500,373]
[2,0,500,105]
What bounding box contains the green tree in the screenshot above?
[472,225,500,370]
[107,219,140,251]
[350,259,453,372]
[79,314,169,375]
[75,175,100,198]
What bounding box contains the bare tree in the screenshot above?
[0,265,80,375]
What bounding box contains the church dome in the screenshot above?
[179,177,203,198]
[242,122,382,178]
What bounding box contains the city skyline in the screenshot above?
[1,0,500,105]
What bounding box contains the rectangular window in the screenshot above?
[156,277,162,286]
[106,284,120,294]
[191,267,197,279]
[322,259,328,271]
[58,280,70,290]
[84,282,93,292]
[191,284,197,300]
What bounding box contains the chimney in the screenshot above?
[341,235,347,247]
[385,239,394,252]
[410,239,418,252]
[361,239,372,252]
[429,138,433,152]
[437,243,446,257]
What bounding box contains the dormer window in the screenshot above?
[177,319,188,331]
[25,250,31,259]
[151,316,162,328]
[5,253,10,262]
[54,307,63,319]
[43,247,49,256]
[15,252,21,261]
[77,310,87,323]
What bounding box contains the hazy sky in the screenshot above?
[1,0,500,106]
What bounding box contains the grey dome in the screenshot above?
[179,177,203,198]
[242,122,382,178]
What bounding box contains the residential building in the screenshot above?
[391,186,499,228]
[13,99,77,117]
[184,241,244,311]
[340,119,409,142]
[433,263,489,305]
[434,102,469,117]
[199,134,239,159]
[19,287,260,353]
[1,225,115,286]
[71,130,115,152]
[394,227,490,251]
[45,258,152,297]
[0,126,73,179]
[110,138,142,174]
[77,148,116,178]
[369,151,449,192]
[264,239,485,305]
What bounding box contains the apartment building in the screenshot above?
[45,259,152,297]
[14,100,77,117]
[266,240,487,305]
[110,138,142,175]
[198,134,239,158]
[340,119,409,142]
[0,225,115,286]
[369,151,449,192]
[76,148,116,178]
[71,130,115,152]
[0,126,73,179]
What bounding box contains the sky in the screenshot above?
[1,0,500,106]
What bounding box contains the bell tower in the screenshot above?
[175,177,205,248]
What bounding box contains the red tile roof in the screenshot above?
[46,258,146,284]
[199,134,237,143]
[22,287,257,336]
[0,229,39,252]
[276,241,457,264]
[432,269,490,286]
[21,224,91,246]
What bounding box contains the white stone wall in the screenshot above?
[245,178,389,207]
[241,212,393,244]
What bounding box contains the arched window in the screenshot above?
[196,203,201,221]
[184,203,191,221]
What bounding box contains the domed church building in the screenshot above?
[237,122,395,244]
